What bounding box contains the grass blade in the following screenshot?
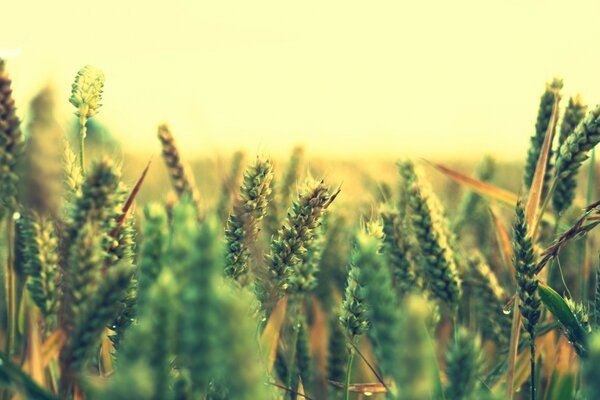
[538,282,588,356]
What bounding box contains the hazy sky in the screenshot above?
[2,0,600,159]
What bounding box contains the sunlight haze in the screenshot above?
[2,0,600,159]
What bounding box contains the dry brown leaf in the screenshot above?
[260,295,288,373]
[424,160,518,206]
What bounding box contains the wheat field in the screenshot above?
[1,58,600,400]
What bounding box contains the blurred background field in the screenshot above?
[4,0,600,160]
[3,1,600,399]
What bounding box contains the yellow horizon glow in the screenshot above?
[3,0,600,160]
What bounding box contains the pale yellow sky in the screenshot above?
[2,0,600,159]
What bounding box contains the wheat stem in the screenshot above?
[343,349,354,400]
[79,122,86,175]
[4,217,15,358]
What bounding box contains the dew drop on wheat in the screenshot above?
[12,211,20,221]
[502,304,512,315]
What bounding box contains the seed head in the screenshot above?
[69,65,105,130]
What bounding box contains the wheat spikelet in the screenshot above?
[466,254,510,344]
[224,157,274,281]
[64,158,122,248]
[266,178,339,295]
[19,211,60,318]
[512,202,541,398]
[355,218,404,380]
[179,215,223,397]
[380,204,420,296]
[339,227,372,340]
[138,203,169,306]
[552,96,591,214]
[399,160,462,309]
[513,203,540,338]
[63,138,83,201]
[394,294,437,399]
[0,59,24,213]
[157,123,202,217]
[558,95,587,147]
[69,65,105,127]
[523,78,563,189]
[60,263,134,381]
[444,326,484,400]
[98,269,178,400]
[555,104,600,180]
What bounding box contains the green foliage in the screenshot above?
[179,214,224,397]
[394,294,437,400]
[582,332,600,399]
[138,203,169,304]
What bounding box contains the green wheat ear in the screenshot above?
[224,157,274,281]
[394,294,437,400]
[178,214,224,397]
[358,218,407,381]
[445,326,484,400]
[513,203,541,339]
[339,226,372,341]
[138,203,169,306]
[552,95,588,215]
[266,177,339,297]
[69,65,105,125]
[512,201,541,399]
[20,211,60,319]
[98,269,179,400]
[380,203,420,296]
[60,262,134,379]
[399,160,462,310]
[466,254,510,345]
[0,59,24,214]
[157,123,202,218]
[523,77,563,190]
